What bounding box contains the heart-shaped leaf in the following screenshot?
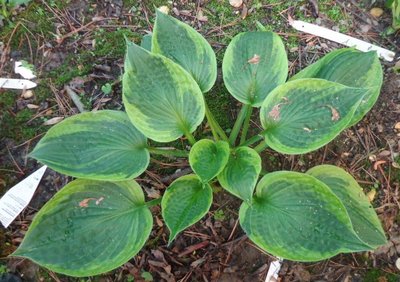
[290,48,383,126]
[123,40,205,142]
[222,31,288,107]
[307,165,386,247]
[239,171,371,262]
[189,140,230,183]
[259,78,365,154]
[30,110,149,180]
[12,179,153,277]
[162,175,212,244]
[217,146,261,202]
[152,10,217,92]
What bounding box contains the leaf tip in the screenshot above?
[167,233,177,247]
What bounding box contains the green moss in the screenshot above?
[364,269,399,282]
[93,28,139,57]
[0,91,46,142]
[205,86,234,133]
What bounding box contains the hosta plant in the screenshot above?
[12,11,386,277]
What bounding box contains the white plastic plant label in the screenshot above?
[0,78,37,89]
[265,259,282,282]
[0,166,47,228]
[289,19,395,62]
[15,61,36,79]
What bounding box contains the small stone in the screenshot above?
[158,5,169,14]
[360,24,371,33]
[396,258,400,270]
[367,189,376,202]
[26,104,39,109]
[229,0,243,8]
[22,90,34,99]
[395,122,400,130]
[370,7,384,18]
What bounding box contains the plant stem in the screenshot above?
[240,134,262,147]
[254,141,269,153]
[205,102,229,142]
[240,106,253,145]
[184,131,196,145]
[147,147,189,157]
[241,129,268,147]
[229,104,251,146]
[146,197,162,207]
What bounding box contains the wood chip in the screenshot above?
[43,117,64,126]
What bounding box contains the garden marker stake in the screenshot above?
[0,166,47,228]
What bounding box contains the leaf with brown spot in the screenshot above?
[95,197,104,205]
[248,54,260,64]
[327,105,340,121]
[79,198,96,208]
[268,104,281,121]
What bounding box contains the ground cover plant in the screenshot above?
[10,10,387,277]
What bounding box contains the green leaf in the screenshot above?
[259,78,365,154]
[12,179,153,277]
[290,49,383,126]
[217,147,261,202]
[152,10,217,92]
[30,110,149,180]
[307,165,386,247]
[189,139,230,183]
[239,171,371,262]
[222,31,288,107]
[140,34,152,51]
[123,40,205,142]
[9,0,31,7]
[161,175,212,244]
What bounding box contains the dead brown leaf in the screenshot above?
[373,160,386,170]
[43,117,64,126]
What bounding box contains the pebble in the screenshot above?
[370,7,384,18]
[22,90,34,99]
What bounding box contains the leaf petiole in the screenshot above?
[147,147,189,157]
[240,106,253,145]
[205,101,229,142]
[254,141,269,153]
[146,197,162,207]
[229,104,251,146]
